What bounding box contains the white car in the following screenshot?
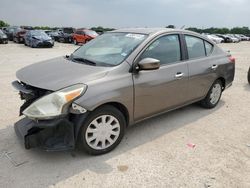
[206,35,224,44]
[226,35,240,43]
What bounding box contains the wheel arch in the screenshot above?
[217,77,226,91]
[92,102,130,127]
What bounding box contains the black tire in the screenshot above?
[200,80,223,109]
[77,105,126,155]
[248,67,250,84]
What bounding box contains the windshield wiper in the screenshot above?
[72,57,96,66]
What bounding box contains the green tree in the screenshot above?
[0,20,9,27]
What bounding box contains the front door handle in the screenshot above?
[211,65,218,70]
[175,72,184,79]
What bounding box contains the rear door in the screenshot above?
[133,34,189,121]
[184,35,217,100]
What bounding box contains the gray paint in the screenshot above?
[15,28,235,125]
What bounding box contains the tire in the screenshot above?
[78,105,126,155]
[200,80,223,109]
[248,67,250,84]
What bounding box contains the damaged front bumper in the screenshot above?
[14,117,75,151]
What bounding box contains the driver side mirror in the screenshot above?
[138,58,160,71]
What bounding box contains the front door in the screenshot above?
[133,34,189,121]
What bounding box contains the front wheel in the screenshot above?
[78,105,126,155]
[200,80,223,109]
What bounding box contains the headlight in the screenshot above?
[23,84,87,120]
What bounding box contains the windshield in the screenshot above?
[72,32,147,66]
[63,28,74,34]
[85,30,98,36]
[31,31,48,37]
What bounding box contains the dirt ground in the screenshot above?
[0,41,249,188]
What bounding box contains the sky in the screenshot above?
[0,0,250,29]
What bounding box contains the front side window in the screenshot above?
[72,32,147,66]
[140,35,181,65]
[185,35,206,59]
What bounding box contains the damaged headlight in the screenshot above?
[23,84,87,120]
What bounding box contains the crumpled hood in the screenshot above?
[16,57,109,91]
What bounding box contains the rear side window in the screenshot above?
[140,34,181,65]
[185,35,206,59]
[204,41,213,56]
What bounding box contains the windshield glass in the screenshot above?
[85,30,98,36]
[31,31,48,37]
[72,32,147,66]
[63,28,74,34]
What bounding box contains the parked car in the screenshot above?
[238,34,249,41]
[13,28,27,43]
[56,27,75,43]
[45,31,59,41]
[216,34,233,43]
[0,29,8,44]
[5,26,19,41]
[226,34,240,43]
[73,28,98,45]
[24,30,54,48]
[12,28,235,155]
[248,67,250,84]
[206,34,223,43]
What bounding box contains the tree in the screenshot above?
[166,25,175,29]
[0,20,9,27]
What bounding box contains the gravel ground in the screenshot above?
[0,41,249,188]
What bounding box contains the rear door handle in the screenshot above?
[211,65,218,70]
[175,72,184,79]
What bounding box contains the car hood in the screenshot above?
[33,35,51,40]
[16,57,109,91]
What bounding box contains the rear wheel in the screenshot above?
[78,105,126,155]
[200,80,223,109]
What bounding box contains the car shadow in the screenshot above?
[0,101,225,188]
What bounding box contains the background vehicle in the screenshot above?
[13,28,27,43]
[73,28,98,45]
[24,30,54,48]
[0,29,8,44]
[5,26,19,40]
[56,27,75,43]
[45,31,59,41]
[205,34,223,43]
[226,34,240,43]
[13,28,235,155]
[238,34,249,41]
[216,34,233,43]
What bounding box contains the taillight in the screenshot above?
[229,56,235,63]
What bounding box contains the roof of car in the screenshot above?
[112,28,191,35]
